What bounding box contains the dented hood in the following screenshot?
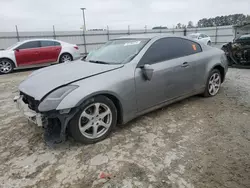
[19,60,123,100]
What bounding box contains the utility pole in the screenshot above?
[80,8,87,54]
[80,8,87,31]
[15,25,20,42]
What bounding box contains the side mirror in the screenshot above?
[140,64,154,81]
[198,37,202,39]
[15,49,19,52]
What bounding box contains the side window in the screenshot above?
[54,41,61,46]
[140,38,202,65]
[17,41,40,50]
[200,34,207,38]
[41,40,55,47]
[40,40,61,47]
[139,39,170,65]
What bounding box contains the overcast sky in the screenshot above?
[0,0,249,31]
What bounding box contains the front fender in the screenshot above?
[56,87,123,111]
[75,90,123,108]
[55,65,137,124]
[0,50,16,67]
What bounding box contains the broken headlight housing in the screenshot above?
[38,85,78,112]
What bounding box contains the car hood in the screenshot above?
[19,60,124,100]
[0,49,9,55]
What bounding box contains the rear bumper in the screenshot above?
[14,95,48,127]
[73,51,81,60]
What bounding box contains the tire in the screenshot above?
[0,58,14,74]
[203,69,221,97]
[59,53,73,63]
[207,41,211,46]
[69,95,117,144]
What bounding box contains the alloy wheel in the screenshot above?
[0,60,12,74]
[208,72,221,96]
[61,54,72,62]
[78,102,112,139]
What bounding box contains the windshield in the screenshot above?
[85,39,149,64]
[239,35,250,39]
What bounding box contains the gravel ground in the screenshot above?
[0,68,249,188]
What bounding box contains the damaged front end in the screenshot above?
[222,37,250,68]
[14,87,79,146]
[42,109,78,146]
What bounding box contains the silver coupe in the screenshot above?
[14,34,228,144]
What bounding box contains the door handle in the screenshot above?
[181,62,189,67]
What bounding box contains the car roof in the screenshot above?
[116,34,206,47]
[19,39,64,43]
[118,33,190,40]
[189,33,201,36]
[239,34,250,38]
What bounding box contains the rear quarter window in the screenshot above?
[171,38,202,57]
[41,40,61,47]
[54,41,61,46]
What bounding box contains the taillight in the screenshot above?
[74,46,79,50]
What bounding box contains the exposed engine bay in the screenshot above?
[222,35,250,67]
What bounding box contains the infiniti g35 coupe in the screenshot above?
[14,34,228,144]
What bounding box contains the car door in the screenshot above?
[39,40,62,63]
[15,41,41,66]
[135,37,201,112]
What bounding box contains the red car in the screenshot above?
[0,39,81,74]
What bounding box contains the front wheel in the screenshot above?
[69,95,117,144]
[0,59,14,74]
[203,69,221,97]
[207,41,211,46]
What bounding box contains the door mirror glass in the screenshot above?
[140,64,154,81]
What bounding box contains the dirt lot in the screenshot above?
[0,68,249,188]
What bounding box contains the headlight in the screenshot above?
[38,85,78,112]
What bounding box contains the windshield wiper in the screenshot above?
[88,60,111,64]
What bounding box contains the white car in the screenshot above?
[0,39,81,74]
[188,33,212,45]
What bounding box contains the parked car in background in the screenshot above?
[0,39,80,74]
[14,34,228,144]
[221,34,250,67]
[188,33,212,45]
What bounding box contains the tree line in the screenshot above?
[152,14,250,29]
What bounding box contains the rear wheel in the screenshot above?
[0,59,14,74]
[69,95,117,144]
[59,53,73,63]
[203,69,221,97]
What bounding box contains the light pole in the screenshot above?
[80,8,87,54]
[80,8,87,31]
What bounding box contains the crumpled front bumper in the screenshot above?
[13,95,48,127]
[14,95,79,145]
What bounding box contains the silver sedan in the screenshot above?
[15,34,228,144]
